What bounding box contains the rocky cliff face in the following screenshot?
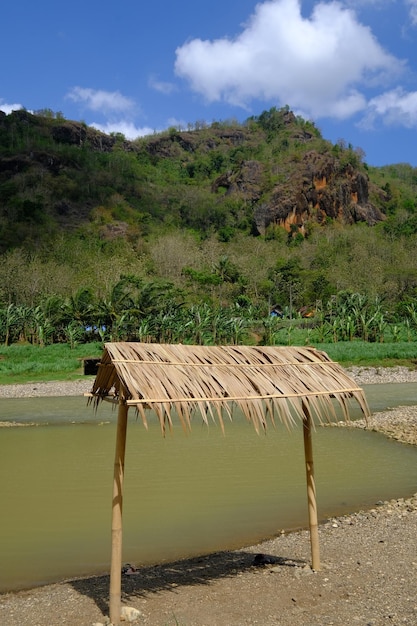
[213,150,386,235]
[0,109,388,245]
[0,109,134,154]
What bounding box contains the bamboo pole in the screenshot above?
[302,404,321,571]
[109,400,129,626]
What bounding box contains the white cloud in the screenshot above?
[90,120,155,139]
[148,75,177,95]
[166,117,189,130]
[345,1,394,6]
[405,0,417,24]
[66,87,156,139]
[0,100,24,114]
[66,87,135,114]
[362,87,417,128]
[349,0,417,25]
[175,0,404,120]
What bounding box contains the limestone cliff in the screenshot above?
[212,150,385,236]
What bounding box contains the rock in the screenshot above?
[120,605,143,622]
[253,151,385,235]
[294,564,314,578]
[252,553,277,566]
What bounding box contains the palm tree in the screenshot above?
[62,287,96,327]
[212,255,240,283]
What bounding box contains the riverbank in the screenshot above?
[0,366,416,625]
[1,364,417,399]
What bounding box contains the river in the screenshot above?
[1,383,416,592]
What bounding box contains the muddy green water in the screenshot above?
[1,383,417,592]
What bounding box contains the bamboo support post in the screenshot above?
[109,400,129,626]
[302,404,320,571]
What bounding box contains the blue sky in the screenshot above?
[2,0,417,167]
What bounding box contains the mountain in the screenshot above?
[0,106,393,252]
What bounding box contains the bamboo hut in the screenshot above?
[87,342,370,625]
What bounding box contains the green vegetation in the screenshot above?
[314,341,417,368]
[1,337,417,386]
[0,342,102,384]
[1,106,417,381]
[0,106,369,251]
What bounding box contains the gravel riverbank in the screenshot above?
[0,366,416,625]
[1,365,417,399]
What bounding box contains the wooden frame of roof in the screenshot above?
[87,342,370,625]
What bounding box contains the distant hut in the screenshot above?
[87,342,369,626]
[270,304,284,317]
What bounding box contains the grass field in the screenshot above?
[0,339,417,385]
[0,342,103,384]
[314,341,417,368]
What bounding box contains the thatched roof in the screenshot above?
[88,342,370,433]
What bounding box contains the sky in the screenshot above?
[2,0,417,167]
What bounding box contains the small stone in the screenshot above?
[121,606,143,622]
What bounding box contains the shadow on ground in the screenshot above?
[70,550,306,617]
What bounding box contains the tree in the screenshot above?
[62,287,96,327]
[1,304,20,345]
[267,257,304,316]
[212,256,240,283]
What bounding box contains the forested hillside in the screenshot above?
[1,106,417,347]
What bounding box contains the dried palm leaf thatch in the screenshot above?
[88,342,370,434]
[90,342,371,621]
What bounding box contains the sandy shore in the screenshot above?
[1,367,417,625]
